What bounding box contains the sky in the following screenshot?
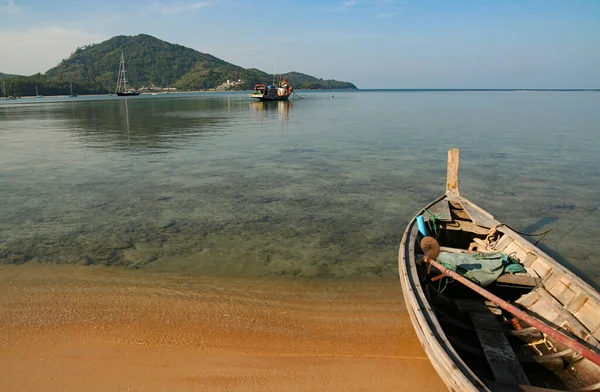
[0,0,599,89]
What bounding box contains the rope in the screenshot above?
[423,208,445,238]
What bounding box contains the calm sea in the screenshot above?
[1,91,599,286]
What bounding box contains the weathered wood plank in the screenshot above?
[507,326,543,340]
[522,253,537,268]
[516,290,541,308]
[440,246,478,254]
[462,199,498,229]
[441,219,490,235]
[503,241,529,264]
[567,293,590,314]
[494,235,515,252]
[574,301,600,339]
[424,199,453,222]
[537,288,600,348]
[455,299,501,315]
[446,148,460,197]
[470,310,531,385]
[496,274,541,288]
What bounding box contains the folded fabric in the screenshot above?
[436,251,526,287]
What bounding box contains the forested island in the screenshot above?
[0,34,357,96]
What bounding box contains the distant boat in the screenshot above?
[35,85,44,98]
[249,77,293,101]
[69,82,78,98]
[115,53,140,97]
[2,80,16,100]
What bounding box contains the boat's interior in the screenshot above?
[415,197,600,391]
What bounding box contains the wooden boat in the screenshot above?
[399,149,600,391]
[249,78,293,101]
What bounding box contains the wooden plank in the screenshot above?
[450,206,471,220]
[503,242,529,264]
[446,148,460,197]
[537,288,600,348]
[542,269,561,289]
[455,299,500,314]
[424,199,453,222]
[574,301,600,337]
[470,311,531,385]
[507,326,543,340]
[496,274,540,288]
[440,246,479,254]
[567,293,590,314]
[442,219,490,235]
[462,199,498,229]
[530,258,552,280]
[550,280,577,308]
[522,253,537,268]
[495,235,515,252]
[516,290,541,308]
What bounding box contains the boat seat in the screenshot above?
[495,274,541,288]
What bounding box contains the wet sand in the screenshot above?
[0,263,444,391]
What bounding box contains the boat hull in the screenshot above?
[117,91,141,96]
[249,93,291,102]
[399,151,600,391]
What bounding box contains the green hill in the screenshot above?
[3,34,356,96]
[0,72,19,79]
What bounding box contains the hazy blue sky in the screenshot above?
[0,0,599,88]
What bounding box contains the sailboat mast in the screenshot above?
[122,53,128,92]
[115,53,127,94]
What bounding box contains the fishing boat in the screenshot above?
[249,77,293,101]
[115,53,140,97]
[399,149,600,391]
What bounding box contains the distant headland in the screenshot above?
[0,34,357,97]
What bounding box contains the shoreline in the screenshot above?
[0,263,444,391]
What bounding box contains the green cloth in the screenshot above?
[436,251,527,287]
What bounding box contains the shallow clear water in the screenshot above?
[1,91,599,285]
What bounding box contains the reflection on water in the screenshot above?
[250,100,293,126]
[1,91,599,285]
[63,97,239,153]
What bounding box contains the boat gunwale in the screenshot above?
[456,194,600,305]
[399,194,490,392]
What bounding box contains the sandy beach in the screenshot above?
[0,263,444,391]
